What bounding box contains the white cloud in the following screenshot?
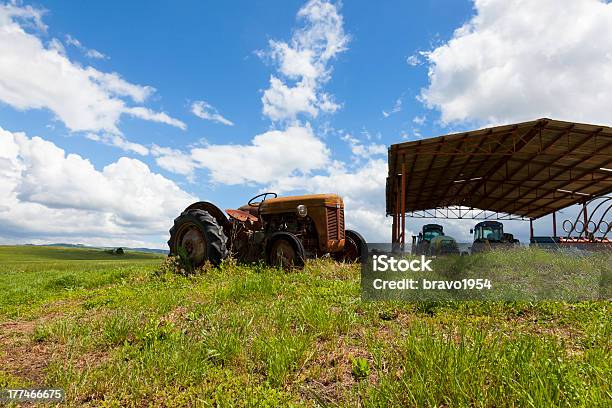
[421,0,612,126]
[406,54,422,66]
[151,145,197,177]
[262,76,319,120]
[85,70,152,103]
[412,115,426,125]
[124,107,186,130]
[85,133,149,156]
[48,37,65,55]
[0,127,196,248]
[318,92,340,113]
[0,4,184,136]
[260,0,349,121]
[0,1,46,30]
[65,34,108,60]
[85,48,107,59]
[188,124,330,185]
[382,98,402,118]
[152,125,331,185]
[341,134,386,158]
[190,101,234,126]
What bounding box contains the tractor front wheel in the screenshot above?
[334,229,367,263]
[168,209,228,268]
[266,233,305,269]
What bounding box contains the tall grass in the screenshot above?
[0,246,610,406]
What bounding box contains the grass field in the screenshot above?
[0,245,610,407]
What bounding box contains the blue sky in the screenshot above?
[1,0,471,167]
[1,0,611,248]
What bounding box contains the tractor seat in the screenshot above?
[226,208,258,223]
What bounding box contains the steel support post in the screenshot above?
[401,162,406,246]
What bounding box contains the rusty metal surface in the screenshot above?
[260,194,342,214]
[562,196,612,239]
[179,226,207,266]
[226,209,258,223]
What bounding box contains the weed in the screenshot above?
[351,357,370,380]
[32,325,51,342]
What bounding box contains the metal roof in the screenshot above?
[387,118,612,220]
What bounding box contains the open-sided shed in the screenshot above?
[387,118,612,244]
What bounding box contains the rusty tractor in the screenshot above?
[168,193,366,268]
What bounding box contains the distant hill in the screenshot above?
[23,243,169,254]
[0,245,164,262]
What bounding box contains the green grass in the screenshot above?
[0,245,610,407]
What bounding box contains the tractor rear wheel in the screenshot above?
[168,209,228,267]
[266,233,305,269]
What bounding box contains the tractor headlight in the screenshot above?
[297,204,308,217]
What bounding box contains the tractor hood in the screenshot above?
[431,235,457,244]
[259,194,343,215]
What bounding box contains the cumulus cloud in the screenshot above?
[420,0,612,126]
[341,134,386,159]
[150,145,197,177]
[0,3,184,136]
[152,124,331,184]
[260,0,348,121]
[0,127,196,248]
[190,101,234,126]
[157,125,331,185]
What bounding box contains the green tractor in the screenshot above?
[412,224,460,256]
[470,221,519,253]
[168,193,367,269]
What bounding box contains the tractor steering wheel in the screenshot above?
[248,192,278,207]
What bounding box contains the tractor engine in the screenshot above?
[258,194,346,255]
[262,213,319,254]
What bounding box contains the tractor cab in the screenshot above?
[470,221,519,253]
[421,224,444,242]
[471,221,504,243]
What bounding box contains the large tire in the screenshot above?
[334,229,367,263]
[266,232,306,269]
[168,209,228,267]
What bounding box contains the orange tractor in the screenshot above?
[168,193,366,268]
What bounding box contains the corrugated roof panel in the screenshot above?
[387,118,612,219]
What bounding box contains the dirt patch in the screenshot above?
[0,320,56,385]
[297,333,380,405]
[0,336,53,386]
[72,350,110,371]
[0,320,37,337]
[160,306,189,325]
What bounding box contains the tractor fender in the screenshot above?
[184,201,229,228]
